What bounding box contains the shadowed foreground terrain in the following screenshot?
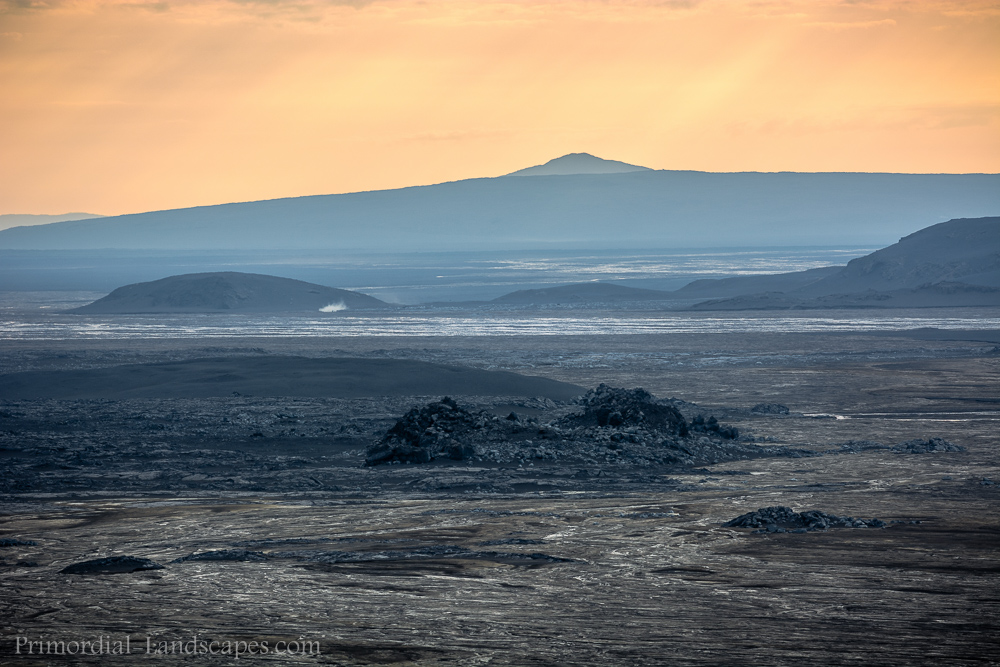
[0,356,582,401]
[1,327,998,665]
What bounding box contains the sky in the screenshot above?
[1,0,998,217]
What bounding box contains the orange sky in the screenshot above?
[1,0,998,216]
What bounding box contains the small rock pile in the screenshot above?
[558,385,688,434]
[688,415,738,440]
[751,403,790,415]
[365,397,492,465]
[724,506,887,534]
[831,438,964,455]
[895,438,964,453]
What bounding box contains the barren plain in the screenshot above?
[1,321,999,665]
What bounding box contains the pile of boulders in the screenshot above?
[365,397,493,465]
[831,438,964,455]
[724,506,887,533]
[751,403,790,415]
[365,386,807,467]
[558,385,689,434]
[688,415,738,440]
[894,438,964,453]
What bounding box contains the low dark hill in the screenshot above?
[674,266,843,299]
[0,357,585,401]
[71,272,387,314]
[492,282,673,305]
[688,282,1000,311]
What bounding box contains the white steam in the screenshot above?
[319,302,347,313]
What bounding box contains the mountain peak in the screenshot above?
[504,153,652,177]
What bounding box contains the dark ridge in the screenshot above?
[686,217,1000,309]
[71,271,388,314]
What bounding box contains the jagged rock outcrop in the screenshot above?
[894,437,964,453]
[365,386,807,467]
[558,385,689,434]
[365,397,487,465]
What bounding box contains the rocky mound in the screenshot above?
[71,271,388,314]
[366,386,811,467]
[558,385,689,433]
[60,555,164,575]
[895,438,964,453]
[830,438,964,455]
[365,397,487,465]
[724,506,886,534]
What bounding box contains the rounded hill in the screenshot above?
[71,272,388,314]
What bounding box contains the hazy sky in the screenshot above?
[1,0,998,216]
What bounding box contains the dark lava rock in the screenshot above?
[365,396,491,465]
[893,438,964,453]
[16,561,39,567]
[560,385,688,435]
[751,403,790,415]
[829,440,889,454]
[367,386,812,468]
[170,549,267,563]
[688,415,738,440]
[0,538,37,547]
[724,506,886,533]
[60,555,164,575]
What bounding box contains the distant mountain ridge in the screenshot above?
[1,155,997,251]
[71,272,387,314]
[0,212,103,232]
